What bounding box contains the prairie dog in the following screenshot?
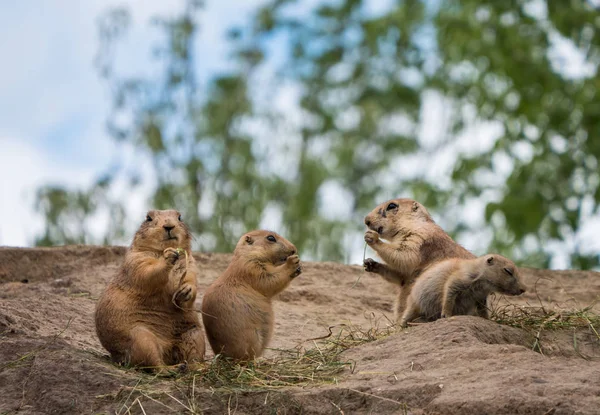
[95,210,205,370]
[399,254,527,327]
[201,230,301,361]
[363,198,474,319]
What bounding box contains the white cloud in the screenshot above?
[547,29,597,80]
[0,0,268,247]
[318,180,355,221]
[259,204,284,232]
[0,138,96,247]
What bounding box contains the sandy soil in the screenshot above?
[1,246,599,414]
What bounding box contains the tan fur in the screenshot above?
[399,254,527,327]
[201,230,301,361]
[95,210,205,370]
[363,198,475,320]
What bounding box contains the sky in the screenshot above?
[0,0,268,248]
[0,1,598,268]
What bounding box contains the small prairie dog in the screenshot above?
[95,210,205,370]
[399,254,527,327]
[363,198,474,319]
[201,230,301,361]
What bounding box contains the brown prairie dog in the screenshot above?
[400,254,527,327]
[201,230,301,361]
[363,198,474,320]
[95,210,205,370]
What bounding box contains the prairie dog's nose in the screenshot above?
[163,225,175,232]
[290,248,297,256]
[365,218,371,227]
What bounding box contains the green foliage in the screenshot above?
[35,176,126,246]
[432,0,600,267]
[34,0,600,268]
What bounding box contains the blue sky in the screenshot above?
[0,0,268,247]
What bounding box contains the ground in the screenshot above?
[1,246,599,414]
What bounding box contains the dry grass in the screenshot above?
[107,321,397,414]
[195,321,395,393]
[492,303,600,333]
[490,297,600,357]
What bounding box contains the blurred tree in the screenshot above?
[37,1,271,253]
[35,0,600,268]
[433,0,600,269]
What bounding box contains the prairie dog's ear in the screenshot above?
[245,235,254,245]
[486,256,494,265]
[412,202,419,212]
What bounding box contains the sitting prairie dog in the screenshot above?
[95,210,205,370]
[201,230,301,361]
[363,198,474,320]
[399,254,527,327]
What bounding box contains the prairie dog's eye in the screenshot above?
[178,214,182,221]
[386,202,398,211]
[266,235,276,243]
[503,267,514,276]
[146,215,153,222]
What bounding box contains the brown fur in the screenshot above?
[400,254,526,327]
[201,230,301,361]
[363,198,475,320]
[95,210,205,370]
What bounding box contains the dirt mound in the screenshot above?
[1,246,599,414]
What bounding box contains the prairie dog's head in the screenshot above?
[131,210,191,253]
[364,198,433,240]
[477,254,526,296]
[234,230,297,265]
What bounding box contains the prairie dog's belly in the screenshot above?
[203,286,273,354]
[99,284,194,337]
[454,291,485,315]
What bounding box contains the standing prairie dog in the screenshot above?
[363,198,474,320]
[95,210,205,370]
[201,230,301,361]
[399,254,527,327]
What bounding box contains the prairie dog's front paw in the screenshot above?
[173,283,194,306]
[286,254,300,269]
[363,258,380,273]
[163,248,180,266]
[364,230,380,246]
[292,264,302,278]
[286,254,302,278]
